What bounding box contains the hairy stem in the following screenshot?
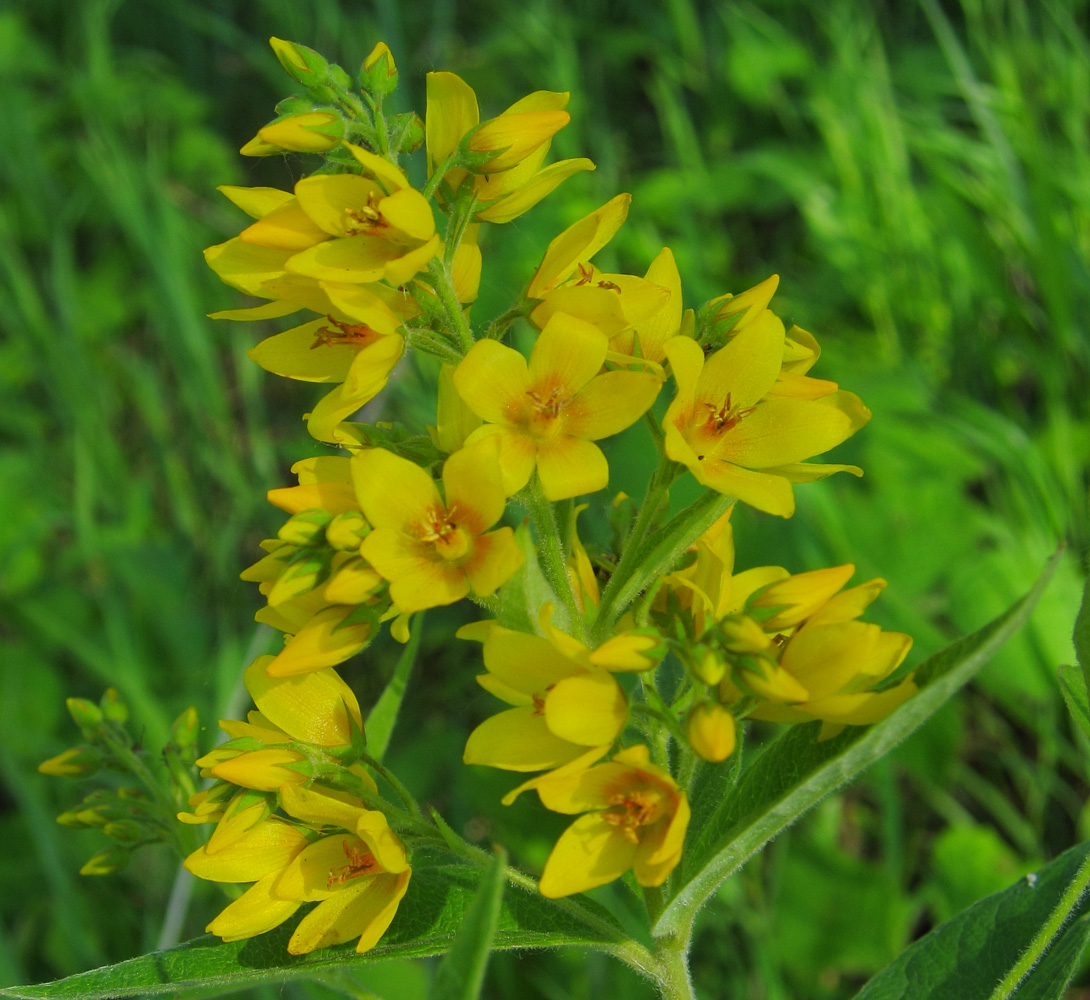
[522,476,585,640]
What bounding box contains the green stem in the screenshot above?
[426,257,475,354]
[522,476,585,641]
[422,152,457,200]
[651,935,697,1000]
[988,854,1090,999]
[595,489,733,643]
[483,300,531,341]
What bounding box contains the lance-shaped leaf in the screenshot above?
[852,841,1090,1000]
[365,613,423,763]
[429,848,506,1000]
[654,552,1059,939]
[0,860,627,1000]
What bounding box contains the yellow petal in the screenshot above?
[538,814,635,898]
[184,818,308,883]
[710,274,780,330]
[208,300,302,322]
[453,339,531,423]
[206,871,301,942]
[243,649,361,745]
[288,870,409,955]
[696,461,796,517]
[209,749,308,791]
[275,835,370,902]
[805,679,918,725]
[217,185,294,220]
[352,448,441,530]
[533,759,635,814]
[806,579,887,626]
[442,438,506,530]
[264,607,373,678]
[323,558,383,604]
[389,561,470,613]
[716,398,854,469]
[529,312,608,392]
[476,158,595,224]
[266,481,359,516]
[697,308,784,410]
[426,71,480,176]
[468,111,570,172]
[464,424,538,497]
[204,239,291,297]
[527,194,631,299]
[753,565,856,629]
[543,671,627,746]
[248,319,361,383]
[536,437,608,501]
[463,707,588,771]
[761,462,864,483]
[564,370,661,440]
[345,143,409,193]
[463,528,524,597]
[287,233,402,284]
[377,187,436,242]
[382,233,442,284]
[279,784,368,832]
[482,627,583,694]
[295,174,384,237]
[240,199,330,251]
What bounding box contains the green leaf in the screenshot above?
[0,858,625,1000]
[852,841,1090,1000]
[429,848,506,1000]
[365,612,422,763]
[655,552,1059,939]
[1075,569,1090,703]
[1058,663,1090,740]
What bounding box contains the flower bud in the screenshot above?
[100,687,128,724]
[277,508,332,547]
[39,746,103,778]
[361,41,398,99]
[103,819,145,844]
[80,847,130,876]
[392,112,425,153]
[690,648,726,686]
[66,697,102,731]
[326,511,369,551]
[719,615,772,655]
[269,37,330,85]
[171,706,200,752]
[242,111,344,157]
[687,703,737,762]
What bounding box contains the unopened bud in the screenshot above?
[269,37,330,85]
[690,649,726,686]
[80,847,130,876]
[242,111,345,157]
[719,616,772,655]
[278,508,332,547]
[392,112,424,153]
[66,698,102,731]
[361,42,398,99]
[103,819,145,843]
[172,706,200,752]
[39,746,103,778]
[687,703,737,763]
[326,511,369,551]
[100,688,128,724]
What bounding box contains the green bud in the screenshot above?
[80,847,130,876]
[66,698,102,731]
[391,112,424,153]
[326,511,369,551]
[100,687,128,724]
[278,508,333,547]
[103,819,145,844]
[269,37,330,85]
[39,746,103,778]
[274,95,315,116]
[690,648,726,686]
[329,63,352,91]
[171,706,200,752]
[360,42,398,99]
[267,552,332,606]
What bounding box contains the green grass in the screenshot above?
[0,1,1087,997]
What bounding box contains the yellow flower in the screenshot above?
[352,442,523,613]
[460,622,628,774]
[266,785,411,955]
[663,314,870,517]
[425,72,592,220]
[453,312,662,500]
[532,745,690,897]
[526,194,631,300]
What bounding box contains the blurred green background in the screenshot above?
[1,0,1088,997]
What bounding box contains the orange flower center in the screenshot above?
[326,840,380,889]
[418,505,471,561]
[602,785,667,844]
[310,315,381,350]
[526,385,570,422]
[343,195,388,236]
[703,392,755,434]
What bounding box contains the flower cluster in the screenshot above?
[41,36,916,960]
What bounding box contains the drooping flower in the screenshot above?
[531,745,690,897]
[352,441,523,613]
[453,311,662,500]
[663,313,870,517]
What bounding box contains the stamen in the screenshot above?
[326,840,379,888]
[417,504,459,543]
[703,392,756,433]
[310,315,380,349]
[342,194,387,236]
[601,788,665,845]
[526,386,569,420]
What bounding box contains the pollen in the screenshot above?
[342,194,387,236]
[310,315,381,349]
[417,505,470,561]
[526,386,570,420]
[602,786,666,843]
[703,392,755,433]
